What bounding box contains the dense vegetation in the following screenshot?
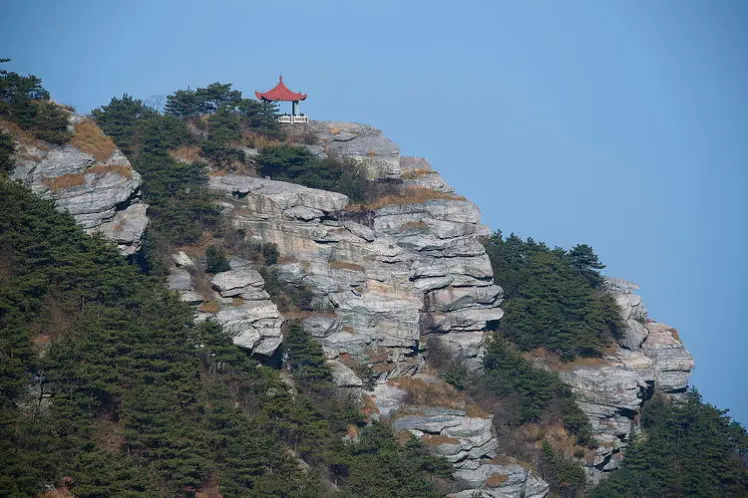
[485,231,622,360]
[93,94,221,256]
[0,59,71,144]
[0,181,450,496]
[256,145,368,203]
[590,391,748,497]
[0,129,13,174]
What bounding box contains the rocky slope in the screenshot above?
[544,278,695,483]
[7,114,695,495]
[192,120,696,494]
[6,114,148,255]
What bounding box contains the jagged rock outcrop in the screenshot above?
[211,134,502,375]
[305,121,401,179]
[6,114,148,255]
[167,256,284,356]
[548,277,695,483]
[211,120,692,492]
[372,378,548,497]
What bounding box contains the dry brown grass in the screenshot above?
[488,454,518,465]
[232,297,245,306]
[346,424,359,439]
[465,404,491,418]
[245,132,283,149]
[398,221,428,231]
[42,173,85,191]
[87,164,133,177]
[0,117,38,146]
[670,327,681,343]
[42,165,133,192]
[523,347,610,372]
[485,473,510,487]
[361,394,379,420]
[38,486,75,498]
[395,431,414,445]
[199,301,220,314]
[91,417,125,453]
[347,187,466,212]
[388,377,466,409]
[169,145,206,164]
[196,472,223,498]
[71,119,116,162]
[329,260,366,272]
[401,168,433,180]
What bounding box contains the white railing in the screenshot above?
[278,115,309,124]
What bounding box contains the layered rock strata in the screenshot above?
[372,379,548,498]
[550,278,695,482]
[7,114,148,255]
[210,167,502,376]
[168,253,284,356]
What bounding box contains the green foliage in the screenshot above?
[205,245,230,273]
[442,361,469,391]
[0,130,13,173]
[590,390,748,498]
[163,82,281,138]
[485,231,622,360]
[93,98,220,249]
[479,336,594,445]
[539,441,586,497]
[0,60,71,144]
[257,145,368,203]
[91,95,158,157]
[331,423,452,498]
[0,182,318,496]
[164,82,242,117]
[261,267,315,313]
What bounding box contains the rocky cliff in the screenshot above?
[8,115,694,495]
[546,278,695,483]
[5,114,148,255]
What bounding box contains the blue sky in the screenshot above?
[2,0,746,423]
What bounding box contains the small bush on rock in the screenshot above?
[206,245,230,273]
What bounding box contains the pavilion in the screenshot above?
[255,76,308,124]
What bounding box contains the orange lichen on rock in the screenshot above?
[71,119,116,162]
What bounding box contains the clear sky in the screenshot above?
[2,0,746,423]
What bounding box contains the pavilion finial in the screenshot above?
[279,74,283,82]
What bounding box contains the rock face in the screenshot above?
[211,163,502,376]
[372,378,548,497]
[306,121,402,179]
[551,278,695,483]
[210,121,691,492]
[7,114,148,255]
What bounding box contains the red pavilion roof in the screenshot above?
[255,76,308,102]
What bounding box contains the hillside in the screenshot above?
[1,66,746,497]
